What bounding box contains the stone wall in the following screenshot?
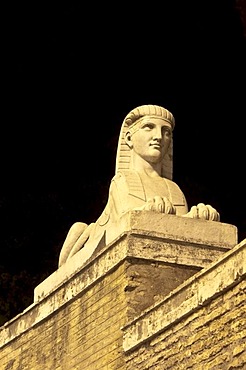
[123,238,246,369]
[0,211,243,370]
[1,263,128,369]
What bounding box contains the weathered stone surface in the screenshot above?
[122,238,246,370]
[34,211,237,303]
[0,213,243,370]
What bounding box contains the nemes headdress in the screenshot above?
[115,104,175,180]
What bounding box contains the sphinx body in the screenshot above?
[58,105,219,267]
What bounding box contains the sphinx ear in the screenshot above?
[124,131,133,149]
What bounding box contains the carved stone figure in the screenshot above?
[58,105,220,267]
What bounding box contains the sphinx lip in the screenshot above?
[150,143,161,148]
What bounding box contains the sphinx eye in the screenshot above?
[162,127,171,136]
[141,123,154,130]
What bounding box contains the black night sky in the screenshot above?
[1,1,246,325]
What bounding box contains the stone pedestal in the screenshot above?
[34,211,237,308]
[0,212,238,370]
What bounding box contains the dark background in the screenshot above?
[1,0,246,325]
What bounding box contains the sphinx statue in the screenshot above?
[58,104,220,267]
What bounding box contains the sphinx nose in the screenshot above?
[153,127,162,140]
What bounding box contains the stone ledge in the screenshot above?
[0,211,238,349]
[112,210,237,249]
[34,211,237,302]
[0,237,128,348]
[122,238,246,353]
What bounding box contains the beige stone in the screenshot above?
[58,105,221,268]
[0,104,243,369]
[0,218,243,370]
[122,238,246,353]
[34,211,237,304]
